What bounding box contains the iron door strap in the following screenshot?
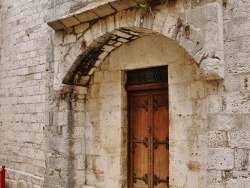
[153,175,169,186]
[133,173,148,185]
[153,137,169,149]
[132,135,149,153]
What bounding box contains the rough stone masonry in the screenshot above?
[0,0,250,187]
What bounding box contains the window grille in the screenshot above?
[127,66,168,85]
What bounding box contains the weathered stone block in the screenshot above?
[17,180,28,188]
[226,19,250,38]
[224,39,238,54]
[226,53,250,74]
[63,34,76,45]
[170,83,191,102]
[226,176,250,188]
[54,31,63,46]
[208,114,241,131]
[168,63,193,84]
[118,9,137,28]
[152,12,166,32]
[223,74,245,92]
[99,82,122,97]
[234,149,248,170]
[207,148,234,170]
[83,29,94,46]
[227,92,250,113]
[74,23,90,34]
[229,131,250,149]
[170,160,188,187]
[93,4,115,17]
[207,95,226,114]
[243,114,250,130]
[172,100,193,117]
[241,36,250,52]
[190,81,206,99]
[170,141,189,161]
[207,170,224,188]
[207,131,228,147]
[72,140,83,155]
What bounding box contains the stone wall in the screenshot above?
[0,0,49,187]
[205,0,250,187]
[44,85,87,187]
[46,0,250,187]
[0,0,250,187]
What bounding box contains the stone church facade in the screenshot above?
[0,0,250,187]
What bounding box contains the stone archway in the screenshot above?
[84,33,209,187]
[48,1,224,91]
[47,1,225,187]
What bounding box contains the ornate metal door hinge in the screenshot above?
[132,135,149,153]
[153,137,169,149]
[153,175,169,186]
[133,173,148,185]
[153,99,168,112]
[133,100,148,111]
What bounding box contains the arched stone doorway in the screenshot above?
[47,1,224,187]
[84,34,208,187]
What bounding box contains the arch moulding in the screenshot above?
[47,0,225,91]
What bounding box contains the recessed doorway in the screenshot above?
[127,66,169,188]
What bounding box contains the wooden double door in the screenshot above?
[128,89,169,188]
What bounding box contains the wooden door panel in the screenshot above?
[152,91,169,140]
[153,91,169,188]
[130,93,149,187]
[153,145,169,188]
[133,180,149,188]
[129,90,169,188]
[133,144,149,185]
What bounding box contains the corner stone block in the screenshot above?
[207,148,234,170]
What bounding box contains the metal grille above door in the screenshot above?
[127,66,168,86]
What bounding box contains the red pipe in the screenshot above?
[0,165,5,188]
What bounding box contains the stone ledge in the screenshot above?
[47,0,144,30]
